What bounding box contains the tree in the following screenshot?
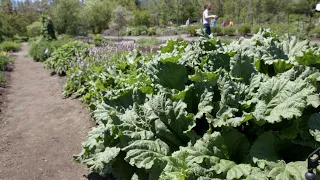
[41,15,56,40]
[82,0,112,33]
[110,5,133,35]
[50,0,81,35]
[133,10,151,27]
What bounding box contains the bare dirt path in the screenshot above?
[0,43,91,180]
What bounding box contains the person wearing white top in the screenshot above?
[203,4,218,35]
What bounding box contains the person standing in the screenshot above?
[203,4,218,35]
[222,20,227,27]
[229,19,234,27]
[186,18,190,26]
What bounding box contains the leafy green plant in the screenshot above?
[0,41,21,52]
[252,25,261,34]
[147,27,156,36]
[0,53,10,70]
[124,26,148,36]
[238,24,251,36]
[93,34,105,46]
[212,26,222,36]
[155,28,163,35]
[29,37,72,62]
[133,10,151,27]
[48,29,320,179]
[0,52,12,83]
[45,41,90,75]
[27,21,42,38]
[28,38,51,62]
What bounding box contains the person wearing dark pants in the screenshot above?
[203,4,218,35]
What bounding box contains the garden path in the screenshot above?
[0,43,91,180]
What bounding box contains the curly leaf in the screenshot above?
[268,161,306,180]
[226,164,252,180]
[253,77,315,123]
[123,139,170,169]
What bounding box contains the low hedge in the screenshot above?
[238,24,251,36]
[0,41,21,52]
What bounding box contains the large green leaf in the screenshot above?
[143,92,196,148]
[162,129,250,179]
[208,75,248,128]
[123,139,170,169]
[268,161,306,180]
[82,147,121,173]
[173,83,214,120]
[308,113,320,142]
[226,164,252,180]
[229,51,256,84]
[250,131,286,169]
[296,49,320,69]
[252,76,315,124]
[145,60,187,91]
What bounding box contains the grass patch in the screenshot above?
[136,38,162,47]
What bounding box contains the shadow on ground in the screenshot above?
[84,172,115,180]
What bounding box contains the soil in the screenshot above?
[0,43,92,180]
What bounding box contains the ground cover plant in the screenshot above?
[46,29,320,179]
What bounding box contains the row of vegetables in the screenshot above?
[40,29,320,179]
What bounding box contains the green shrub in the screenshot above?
[27,21,42,38]
[212,26,222,36]
[133,10,151,27]
[45,41,90,75]
[147,27,156,36]
[0,53,11,83]
[187,25,202,37]
[252,25,261,34]
[125,26,148,36]
[29,37,72,62]
[309,28,320,37]
[12,35,28,43]
[136,26,148,36]
[155,28,163,35]
[50,37,73,49]
[238,24,251,36]
[0,54,10,70]
[28,38,50,62]
[0,41,21,52]
[93,34,105,46]
[222,26,236,36]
